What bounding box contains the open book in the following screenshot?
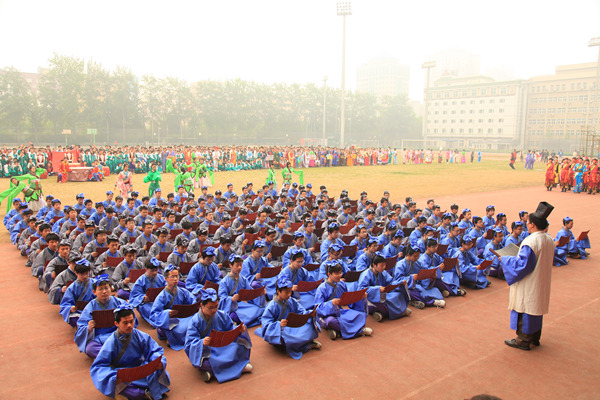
[489,243,520,258]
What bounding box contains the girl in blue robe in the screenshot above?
[74,275,133,358]
[90,306,170,400]
[554,217,589,266]
[354,239,380,273]
[482,229,505,278]
[318,243,349,280]
[451,235,490,289]
[279,249,317,309]
[314,261,371,340]
[505,221,525,247]
[394,244,445,308]
[129,258,167,325]
[218,254,266,327]
[417,241,460,297]
[241,240,278,297]
[150,265,197,351]
[255,277,321,360]
[185,288,253,383]
[357,255,410,322]
[59,259,94,326]
[185,247,222,297]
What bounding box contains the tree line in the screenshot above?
[0,54,421,146]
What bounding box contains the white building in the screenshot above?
[356,58,410,98]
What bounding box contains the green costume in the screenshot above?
[194,163,214,186]
[265,167,277,187]
[282,166,304,185]
[0,170,44,213]
[143,170,162,197]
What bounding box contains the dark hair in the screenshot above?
[472,216,482,224]
[74,261,91,274]
[46,233,60,242]
[326,262,343,275]
[530,215,549,230]
[426,238,438,248]
[114,308,135,323]
[291,251,305,261]
[201,296,219,306]
[372,255,386,266]
[405,244,421,256]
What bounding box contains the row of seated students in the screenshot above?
[5,186,591,399]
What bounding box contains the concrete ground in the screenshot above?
[0,185,598,400]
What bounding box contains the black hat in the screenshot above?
[530,201,554,223]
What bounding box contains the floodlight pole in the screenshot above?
[422,61,436,148]
[323,76,328,141]
[590,36,600,154]
[337,2,351,148]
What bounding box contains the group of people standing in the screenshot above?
[545,156,599,194]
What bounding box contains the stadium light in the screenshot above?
[337,2,351,148]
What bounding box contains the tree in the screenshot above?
[0,67,35,141]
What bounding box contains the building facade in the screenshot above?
[524,62,599,152]
[423,76,526,150]
[356,58,409,98]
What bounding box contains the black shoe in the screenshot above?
[504,339,530,351]
[531,340,540,347]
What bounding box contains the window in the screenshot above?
[452,101,457,105]
[498,118,504,123]
[488,128,493,133]
[451,110,456,114]
[460,119,464,123]
[489,99,495,104]
[479,109,484,113]
[489,109,494,113]
[469,128,473,133]
[459,128,464,133]
[491,88,497,95]
[498,128,503,133]
[478,119,484,123]
[499,108,504,113]
[499,98,505,103]
[481,89,487,95]
[470,100,475,105]
[478,128,483,133]
[460,110,465,114]
[469,119,473,123]
[480,100,485,104]
[471,90,477,96]
[470,110,474,114]
[488,119,493,123]
[501,88,507,94]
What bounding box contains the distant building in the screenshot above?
[423,75,526,150]
[524,62,599,152]
[356,58,409,98]
[426,48,481,84]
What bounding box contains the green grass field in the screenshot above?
[0,159,543,242]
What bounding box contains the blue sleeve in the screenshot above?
[501,245,537,285]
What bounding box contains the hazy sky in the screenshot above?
[1,0,599,101]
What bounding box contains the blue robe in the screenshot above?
[314,280,367,339]
[395,257,443,302]
[439,235,460,258]
[184,310,252,383]
[90,329,170,399]
[555,227,588,264]
[357,267,408,319]
[483,241,503,277]
[241,256,278,298]
[129,274,167,325]
[150,287,197,351]
[255,297,320,360]
[185,261,222,295]
[452,248,489,289]
[218,274,265,327]
[500,245,542,334]
[74,296,132,354]
[59,279,94,323]
[279,266,316,309]
[381,242,404,259]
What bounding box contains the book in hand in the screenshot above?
[343,269,365,283]
[477,260,494,270]
[145,287,164,302]
[415,267,438,281]
[383,283,402,293]
[440,257,458,271]
[436,243,449,256]
[208,324,244,347]
[237,286,265,301]
[96,246,109,256]
[92,309,116,329]
[304,263,320,272]
[117,355,162,384]
[203,281,220,291]
[75,300,89,311]
[53,264,68,276]
[338,288,367,306]
[179,261,196,275]
[172,302,201,318]
[400,218,411,226]
[280,234,293,244]
[342,244,358,258]
[557,235,570,247]
[484,229,494,240]
[384,256,398,271]
[490,243,520,258]
[106,256,125,268]
[258,266,282,279]
[285,309,317,328]
[128,268,146,283]
[577,230,590,242]
[296,279,323,292]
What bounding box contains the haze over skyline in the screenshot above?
[1,0,599,101]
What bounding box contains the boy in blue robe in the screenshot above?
[185,288,253,383]
[354,238,380,272]
[482,205,496,228]
[90,305,170,400]
[218,254,266,327]
[112,246,145,300]
[4,198,21,228]
[241,240,278,297]
[554,217,589,266]
[41,238,70,293]
[418,239,459,297]
[149,265,197,351]
[35,195,53,220]
[381,230,404,259]
[129,257,167,325]
[358,255,411,322]
[482,228,505,279]
[56,258,92,321]
[318,243,350,280]
[282,232,313,268]
[314,261,372,340]
[505,221,524,247]
[255,277,321,359]
[186,247,222,297]
[43,198,65,224]
[74,274,133,358]
[279,249,317,309]
[394,243,445,309]
[451,234,491,289]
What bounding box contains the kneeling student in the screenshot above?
[90,305,170,400]
[314,260,372,340]
[129,257,168,325]
[255,277,321,360]
[58,258,94,325]
[185,288,253,383]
